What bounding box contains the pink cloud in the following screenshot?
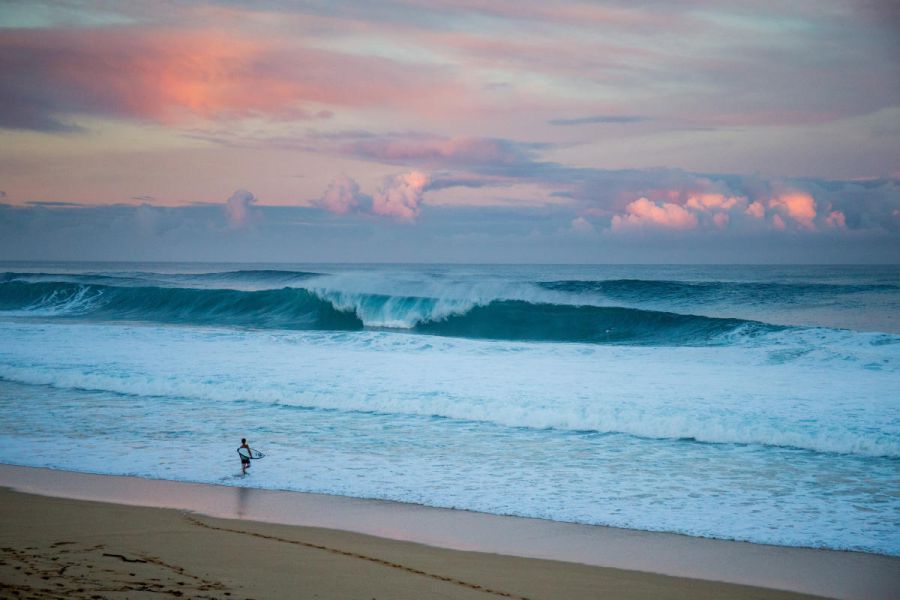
[768,191,817,229]
[682,193,748,229]
[712,212,730,229]
[315,175,362,215]
[685,193,743,211]
[225,189,258,228]
[0,28,306,125]
[746,201,766,219]
[0,27,464,129]
[772,214,787,230]
[372,171,430,221]
[611,197,698,231]
[825,210,847,229]
[313,171,432,221]
[607,187,833,234]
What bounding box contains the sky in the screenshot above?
[1,0,899,263]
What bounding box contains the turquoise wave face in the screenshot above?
[0,278,781,346]
[413,300,779,344]
[0,281,364,331]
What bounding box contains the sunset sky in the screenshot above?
[1,0,899,262]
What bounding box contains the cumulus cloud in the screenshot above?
[315,175,364,215]
[313,171,432,221]
[685,193,743,211]
[768,191,817,229]
[225,189,258,228]
[746,201,766,219]
[772,214,787,230]
[680,193,749,229]
[2,194,898,263]
[372,171,430,221]
[194,123,900,236]
[570,216,596,235]
[611,197,699,231]
[603,181,889,234]
[307,162,900,235]
[825,210,847,229]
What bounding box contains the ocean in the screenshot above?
[0,263,898,555]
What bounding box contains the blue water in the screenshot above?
[0,263,898,555]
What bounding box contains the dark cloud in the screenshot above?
[426,174,508,191]
[24,200,82,207]
[0,78,85,132]
[0,30,127,131]
[0,110,83,133]
[340,133,548,169]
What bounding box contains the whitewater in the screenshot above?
[0,263,898,555]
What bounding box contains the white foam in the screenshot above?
[1,321,897,458]
[300,270,563,328]
[2,375,898,556]
[1,318,899,555]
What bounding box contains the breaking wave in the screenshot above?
[0,276,781,345]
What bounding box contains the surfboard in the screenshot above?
[237,447,265,460]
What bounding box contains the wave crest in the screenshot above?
[0,279,782,345]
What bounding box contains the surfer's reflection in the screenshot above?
[236,485,249,518]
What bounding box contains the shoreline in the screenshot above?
[0,487,823,600]
[2,464,898,599]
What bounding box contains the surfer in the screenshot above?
[239,438,251,474]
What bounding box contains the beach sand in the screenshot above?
[1,465,898,599]
[0,487,830,600]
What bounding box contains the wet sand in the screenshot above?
[1,464,897,599]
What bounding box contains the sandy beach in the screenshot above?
[0,487,826,600]
[2,466,898,600]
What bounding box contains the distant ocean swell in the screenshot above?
[540,278,899,297]
[0,277,782,345]
[0,269,321,286]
